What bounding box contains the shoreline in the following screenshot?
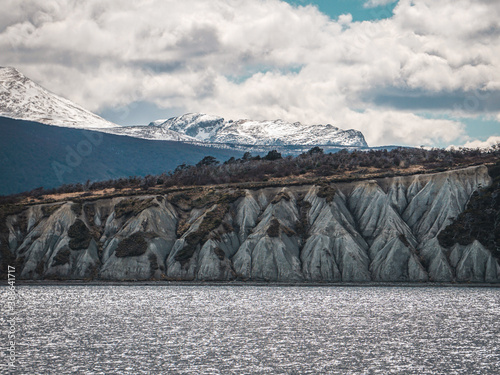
[4,280,500,288]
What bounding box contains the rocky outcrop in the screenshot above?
[2,166,499,283]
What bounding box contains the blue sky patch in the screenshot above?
[283,0,397,22]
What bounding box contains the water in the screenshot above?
[2,285,500,374]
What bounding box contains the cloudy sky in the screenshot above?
[1,0,499,147]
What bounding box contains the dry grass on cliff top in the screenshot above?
[9,164,473,207]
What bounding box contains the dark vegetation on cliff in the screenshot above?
[438,162,500,261]
[67,219,92,250]
[175,203,231,266]
[52,247,71,267]
[115,198,158,218]
[115,232,148,257]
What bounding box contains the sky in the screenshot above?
[1,0,499,148]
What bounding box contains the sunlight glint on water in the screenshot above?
[5,286,500,374]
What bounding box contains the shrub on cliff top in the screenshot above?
[271,191,291,204]
[317,184,336,203]
[42,204,62,218]
[115,198,157,218]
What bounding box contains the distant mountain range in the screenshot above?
[0,66,372,194]
[104,113,368,148]
[0,66,368,148]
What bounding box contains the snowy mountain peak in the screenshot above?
[156,113,225,141]
[0,67,23,81]
[154,113,368,147]
[0,66,117,129]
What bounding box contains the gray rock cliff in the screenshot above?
[2,166,499,283]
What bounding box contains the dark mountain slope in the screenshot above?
[0,117,241,195]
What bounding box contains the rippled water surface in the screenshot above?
[3,285,500,374]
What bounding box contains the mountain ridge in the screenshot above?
[100,112,369,148]
[0,116,242,195]
[0,66,117,129]
[150,113,369,147]
[1,66,369,149]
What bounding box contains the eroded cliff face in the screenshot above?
[2,166,499,283]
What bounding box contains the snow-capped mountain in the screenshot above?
[0,66,368,148]
[137,113,368,147]
[0,66,117,129]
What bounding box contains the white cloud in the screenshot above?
[339,110,466,147]
[1,0,499,146]
[364,0,396,9]
[338,14,352,25]
[449,136,500,150]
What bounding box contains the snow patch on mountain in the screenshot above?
[0,67,117,129]
[150,113,368,147]
[148,119,169,127]
[98,124,198,142]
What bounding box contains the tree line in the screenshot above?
[1,144,499,205]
